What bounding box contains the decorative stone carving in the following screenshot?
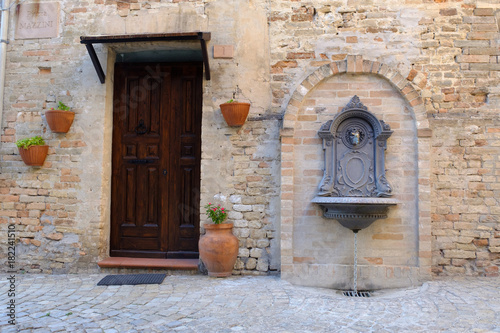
[317,95,393,198]
[313,96,397,232]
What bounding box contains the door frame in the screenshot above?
[99,49,204,260]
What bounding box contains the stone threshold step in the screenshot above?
[98,257,199,270]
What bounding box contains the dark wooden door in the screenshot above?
[111,62,202,258]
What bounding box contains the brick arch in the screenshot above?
[281,55,429,133]
[279,55,432,286]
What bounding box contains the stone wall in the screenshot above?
[0,0,499,279]
[431,117,500,276]
[0,0,279,274]
[270,0,499,279]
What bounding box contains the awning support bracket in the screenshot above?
[200,38,210,81]
[80,32,211,84]
[84,43,106,84]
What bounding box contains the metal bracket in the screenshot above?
[0,39,9,44]
[84,43,105,83]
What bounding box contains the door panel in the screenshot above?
[111,63,202,258]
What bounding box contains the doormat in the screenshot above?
[97,273,166,286]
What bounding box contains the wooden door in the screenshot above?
[111,62,202,258]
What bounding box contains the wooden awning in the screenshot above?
[80,32,211,83]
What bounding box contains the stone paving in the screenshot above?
[1,273,499,332]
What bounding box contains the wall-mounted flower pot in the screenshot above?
[18,145,49,166]
[45,110,75,133]
[220,102,250,127]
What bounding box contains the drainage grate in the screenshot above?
[343,290,372,298]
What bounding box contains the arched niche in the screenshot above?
[279,56,432,290]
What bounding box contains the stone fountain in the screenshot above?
[312,96,398,296]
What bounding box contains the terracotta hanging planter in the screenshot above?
[18,145,49,166]
[16,136,49,166]
[45,110,75,133]
[45,102,75,133]
[199,223,239,277]
[220,102,250,127]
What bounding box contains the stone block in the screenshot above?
[256,239,270,248]
[444,266,466,274]
[286,52,315,59]
[234,258,244,270]
[233,220,248,228]
[238,248,250,257]
[456,55,490,63]
[346,36,358,43]
[473,8,494,16]
[247,220,262,228]
[245,258,257,270]
[257,258,269,272]
[129,3,140,10]
[443,250,476,259]
[250,248,263,258]
[473,239,489,247]
[228,211,243,220]
[232,204,253,212]
[250,229,267,239]
[467,32,498,40]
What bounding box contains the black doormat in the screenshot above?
[97,273,166,286]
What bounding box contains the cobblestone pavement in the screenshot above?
[1,273,499,332]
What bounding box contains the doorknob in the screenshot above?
[163,169,167,176]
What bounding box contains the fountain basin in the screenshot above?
[312,197,398,232]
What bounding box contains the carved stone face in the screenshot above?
[349,129,361,146]
[345,126,365,147]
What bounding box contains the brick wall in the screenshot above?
[0,0,277,274]
[271,1,499,280]
[0,0,104,272]
[0,0,499,279]
[431,118,500,276]
[279,58,431,289]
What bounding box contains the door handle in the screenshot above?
[163,169,167,176]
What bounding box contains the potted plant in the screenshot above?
[45,101,75,133]
[16,136,49,166]
[220,98,250,127]
[198,203,239,277]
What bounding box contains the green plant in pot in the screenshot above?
[45,101,75,133]
[220,90,251,127]
[198,202,239,277]
[16,136,49,166]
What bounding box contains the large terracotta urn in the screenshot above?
[199,223,239,277]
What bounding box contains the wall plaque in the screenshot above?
[15,3,59,39]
